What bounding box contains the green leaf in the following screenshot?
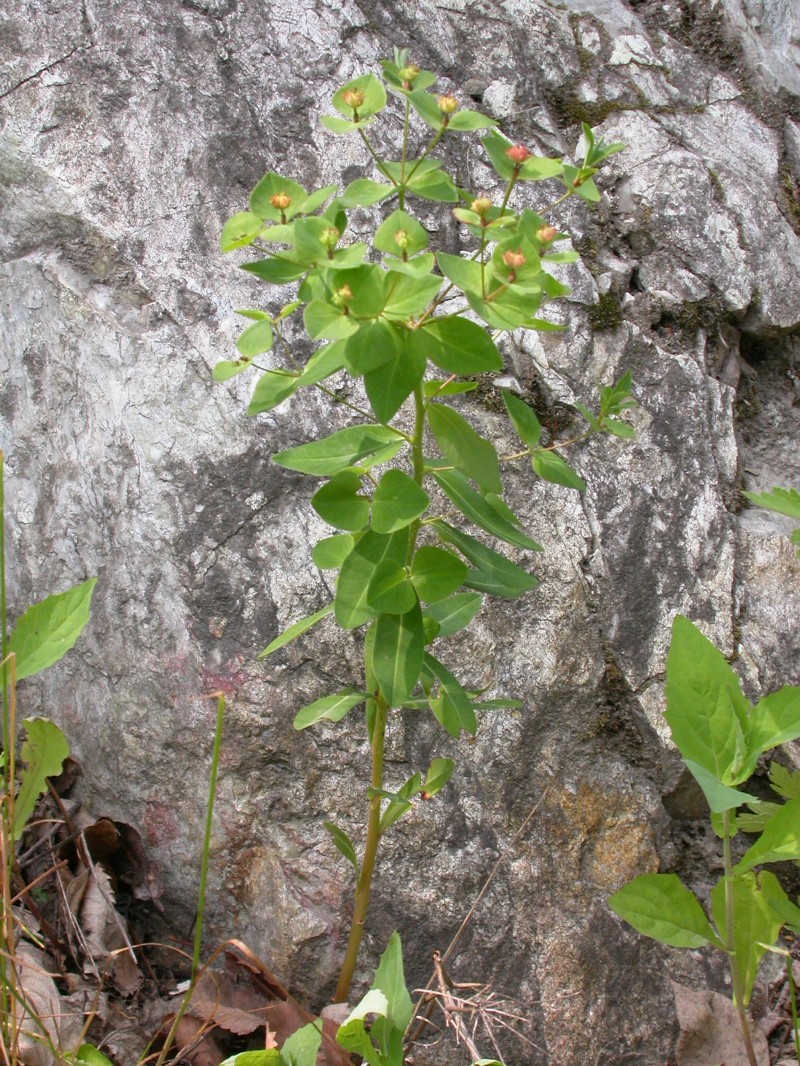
[423,380,479,399]
[422,757,455,796]
[412,317,503,375]
[447,109,498,131]
[372,469,430,534]
[736,794,800,873]
[281,1021,323,1066]
[219,1053,281,1066]
[312,472,370,531]
[339,179,395,208]
[320,114,370,135]
[435,522,538,599]
[374,209,429,256]
[257,603,334,659]
[337,989,389,1065]
[665,616,751,786]
[405,165,459,203]
[364,340,426,423]
[241,258,307,284]
[436,252,484,294]
[237,319,274,358]
[744,486,800,520]
[333,74,387,120]
[424,653,478,736]
[312,534,354,570]
[531,450,586,491]
[336,528,410,629]
[9,578,96,682]
[427,404,502,495]
[382,252,436,278]
[423,592,483,638]
[431,469,541,550]
[682,758,758,814]
[382,271,442,319]
[324,821,359,875]
[367,561,417,615]
[293,689,365,730]
[335,264,389,317]
[410,546,469,603]
[711,870,786,1005]
[608,873,721,949]
[13,718,71,840]
[768,761,800,800]
[373,604,425,707]
[247,372,299,415]
[374,930,414,1031]
[213,357,255,382]
[471,697,523,709]
[296,341,348,387]
[274,424,404,476]
[604,416,635,439]
[304,300,359,342]
[344,320,401,375]
[75,1047,117,1066]
[502,392,542,448]
[481,131,520,181]
[742,686,800,776]
[220,211,266,252]
[408,89,445,129]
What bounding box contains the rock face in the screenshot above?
[2,0,800,1063]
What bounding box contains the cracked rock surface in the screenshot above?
[2,0,800,1062]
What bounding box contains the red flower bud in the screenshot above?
[502,249,526,270]
[506,144,531,164]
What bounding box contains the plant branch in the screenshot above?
[722,809,759,1066]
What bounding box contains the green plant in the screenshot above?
[218,48,631,1007]
[609,615,800,1066]
[744,484,800,557]
[0,451,97,1064]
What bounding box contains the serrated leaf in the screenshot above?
[274,424,404,476]
[293,689,365,730]
[258,603,334,659]
[9,579,96,682]
[609,873,721,948]
[744,486,800,520]
[427,404,502,495]
[13,718,71,840]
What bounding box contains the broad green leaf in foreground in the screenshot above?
[336,528,410,629]
[736,793,800,873]
[258,603,334,659]
[13,718,71,840]
[373,604,425,707]
[9,578,97,682]
[274,424,404,476]
[434,522,538,599]
[281,1022,323,1066]
[373,930,414,1031]
[711,870,786,1005]
[372,468,430,533]
[427,403,502,495]
[608,873,721,949]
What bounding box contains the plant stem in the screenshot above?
[358,130,397,188]
[787,951,800,1061]
[334,693,389,1003]
[722,810,759,1066]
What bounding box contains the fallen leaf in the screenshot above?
[672,981,770,1066]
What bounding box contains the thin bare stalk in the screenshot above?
[722,810,758,1066]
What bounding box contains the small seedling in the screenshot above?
[218,48,631,1007]
[609,615,800,1066]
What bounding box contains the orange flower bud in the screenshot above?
[270,192,292,210]
[502,249,526,270]
[537,225,559,243]
[342,88,366,109]
[471,196,493,216]
[505,144,531,164]
[437,95,459,114]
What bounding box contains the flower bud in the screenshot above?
[333,284,353,308]
[471,196,493,216]
[505,144,531,165]
[393,229,410,251]
[321,226,340,249]
[398,64,421,86]
[342,88,366,110]
[270,192,292,211]
[437,95,459,114]
[536,225,559,243]
[502,249,526,270]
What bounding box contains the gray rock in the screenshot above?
[2,2,800,1064]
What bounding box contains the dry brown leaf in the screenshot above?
[672,981,770,1066]
[166,1013,227,1066]
[11,941,84,1066]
